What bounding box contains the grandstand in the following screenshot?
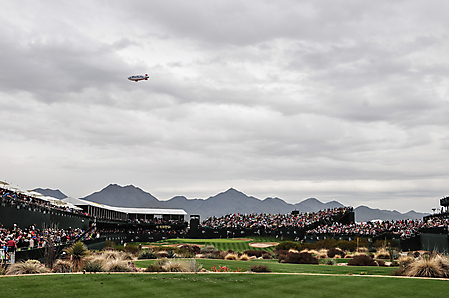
[3,180,449,262]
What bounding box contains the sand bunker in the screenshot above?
[249,242,279,248]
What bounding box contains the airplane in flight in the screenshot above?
[128,74,149,82]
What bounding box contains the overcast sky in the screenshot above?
[1,1,448,213]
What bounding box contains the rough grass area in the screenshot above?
[0,273,447,298]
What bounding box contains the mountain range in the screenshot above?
[34,184,429,222]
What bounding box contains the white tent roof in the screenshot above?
[62,197,187,215]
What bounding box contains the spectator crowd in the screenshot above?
[1,187,85,217]
[200,207,353,230]
[0,223,95,252]
[306,217,449,239]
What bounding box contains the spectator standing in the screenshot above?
[6,236,17,264]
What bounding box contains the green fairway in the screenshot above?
[144,237,277,252]
[0,273,447,298]
[135,258,396,275]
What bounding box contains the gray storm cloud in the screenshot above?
[1,1,448,213]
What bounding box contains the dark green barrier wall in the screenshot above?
[0,205,89,230]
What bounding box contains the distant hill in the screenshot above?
[81,184,166,208]
[354,206,427,222]
[33,188,67,200]
[294,198,343,213]
[35,183,429,221]
[162,188,409,220]
[163,188,296,218]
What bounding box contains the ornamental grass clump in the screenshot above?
[184,259,203,273]
[105,259,134,272]
[124,244,140,256]
[102,250,124,260]
[82,256,106,273]
[145,263,166,272]
[404,254,449,278]
[53,259,73,273]
[375,247,390,260]
[244,250,270,258]
[162,260,189,272]
[138,250,157,259]
[225,253,239,260]
[6,260,50,275]
[327,248,345,258]
[239,254,250,261]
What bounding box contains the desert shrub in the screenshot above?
[401,254,449,278]
[53,259,73,273]
[201,245,218,254]
[375,248,390,260]
[157,251,168,258]
[105,259,133,272]
[357,247,369,253]
[64,241,89,271]
[327,247,345,258]
[390,267,406,276]
[434,254,449,277]
[102,250,122,260]
[239,254,250,261]
[244,250,268,258]
[145,263,166,272]
[262,253,273,259]
[347,255,377,266]
[411,251,421,258]
[398,255,415,267]
[0,264,6,275]
[249,264,271,273]
[204,251,221,259]
[122,253,134,260]
[162,260,190,272]
[275,241,301,251]
[324,259,336,265]
[225,253,239,260]
[178,244,201,256]
[281,252,319,264]
[316,249,328,259]
[6,260,51,275]
[166,250,176,258]
[124,244,140,255]
[184,259,203,273]
[336,240,357,252]
[82,260,105,272]
[177,246,196,258]
[405,255,444,278]
[390,261,399,267]
[138,250,157,259]
[273,249,289,257]
[315,238,338,249]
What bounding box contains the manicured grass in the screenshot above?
[135,258,396,276]
[142,237,278,252]
[0,273,446,298]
